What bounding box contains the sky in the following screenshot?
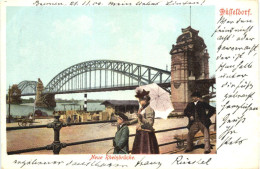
[6,6,215,100]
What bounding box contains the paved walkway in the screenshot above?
[6,118,216,154]
[162,131,216,154]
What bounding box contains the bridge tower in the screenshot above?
[35,78,56,108]
[170,26,210,113]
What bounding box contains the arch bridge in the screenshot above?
[18,60,171,96]
[17,81,37,96]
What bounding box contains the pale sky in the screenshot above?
[6,6,215,100]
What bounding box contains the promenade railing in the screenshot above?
[6,115,216,155]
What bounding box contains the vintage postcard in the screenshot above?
[0,0,259,168]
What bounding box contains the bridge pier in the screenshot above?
[35,78,56,108]
[36,93,56,108]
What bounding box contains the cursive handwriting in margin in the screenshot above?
[213,11,258,151]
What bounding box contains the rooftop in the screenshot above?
[101,100,139,106]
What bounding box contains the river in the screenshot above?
[6,100,216,118]
[6,101,105,117]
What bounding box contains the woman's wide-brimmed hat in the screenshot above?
[135,89,150,98]
[191,91,202,98]
[116,112,129,121]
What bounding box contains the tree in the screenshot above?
[8,84,22,104]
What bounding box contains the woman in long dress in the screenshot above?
[129,89,159,154]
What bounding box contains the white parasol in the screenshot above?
[136,83,174,119]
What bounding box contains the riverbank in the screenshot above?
[6,101,105,117]
[6,118,54,127]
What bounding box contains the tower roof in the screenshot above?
[176,26,204,44]
[170,26,206,54]
[181,26,199,36]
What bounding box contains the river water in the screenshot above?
[6,101,105,117]
[6,101,216,118]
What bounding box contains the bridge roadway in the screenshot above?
[19,82,171,96]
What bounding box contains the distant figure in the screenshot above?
[113,112,129,154]
[108,112,114,120]
[67,116,71,123]
[73,115,77,121]
[129,89,159,154]
[29,115,33,120]
[184,91,216,154]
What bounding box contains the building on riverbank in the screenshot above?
[101,100,139,120]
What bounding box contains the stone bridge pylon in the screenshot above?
[36,78,56,108]
[170,26,215,113]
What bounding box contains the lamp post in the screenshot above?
[8,86,11,123]
[33,97,36,120]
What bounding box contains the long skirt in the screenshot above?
[131,130,159,154]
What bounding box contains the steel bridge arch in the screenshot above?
[44,60,171,93]
[17,81,37,95]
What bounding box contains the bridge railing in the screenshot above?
[43,82,171,94]
[6,115,216,155]
[19,82,171,96]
